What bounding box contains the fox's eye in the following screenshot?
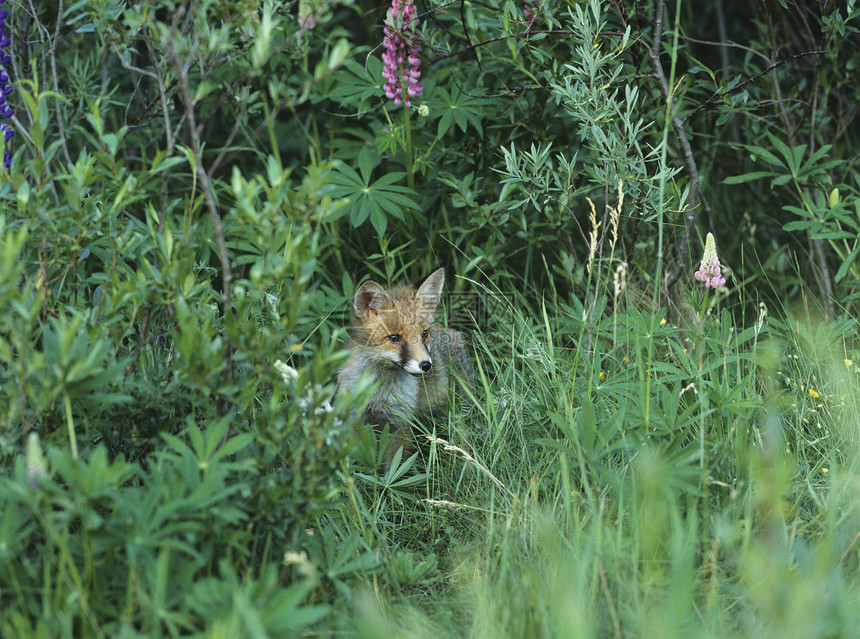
[387,334,402,343]
[421,329,429,340]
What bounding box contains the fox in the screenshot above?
[337,268,472,460]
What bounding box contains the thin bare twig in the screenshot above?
[206,114,244,179]
[427,28,602,66]
[452,74,550,98]
[164,33,233,314]
[145,37,177,231]
[804,64,834,319]
[20,0,47,131]
[679,34,771,64]
[48,0,72,165]
[682,50,826,125]
[421,0,470,48]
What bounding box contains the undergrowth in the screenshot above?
[2,0,860,637]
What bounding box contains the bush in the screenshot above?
[3,0,860,635]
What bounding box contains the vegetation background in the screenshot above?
[1,0,859,636]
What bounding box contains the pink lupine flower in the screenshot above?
[381,0,422,107]
[694,233,727,288]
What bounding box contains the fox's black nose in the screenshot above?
[420,360,432,372]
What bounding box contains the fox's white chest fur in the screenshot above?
[337,355,419,426]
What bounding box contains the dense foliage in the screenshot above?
[2,0,860,636]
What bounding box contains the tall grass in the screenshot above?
[342,268,860,638]
[3,1,860,636]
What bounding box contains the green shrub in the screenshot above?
[3,0,860,635]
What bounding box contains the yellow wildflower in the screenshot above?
[822,467,829,475]
[844,359,853,369]
[809,388,820,399]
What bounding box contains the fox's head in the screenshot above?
[350,268,445,375]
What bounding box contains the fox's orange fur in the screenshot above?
[337,268,472,458]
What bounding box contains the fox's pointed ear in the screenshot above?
[415,268,444,310]
[354,280,389,318]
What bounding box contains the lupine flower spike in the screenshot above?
[0,0,13,168]
[381,0,422,107]
[695,233,726,288]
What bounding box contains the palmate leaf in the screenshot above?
[328,161,418,235]
[433,86,486,138]
[326,56,383,111]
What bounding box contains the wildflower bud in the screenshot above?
[417,104,429,117]
[26,432,47,489]
[298,0,316,30]
[274,359,299,384]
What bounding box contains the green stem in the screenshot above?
[700,287,710,320]
[403,103,414,190]
[263,99,282,169]
[64,393,78,459]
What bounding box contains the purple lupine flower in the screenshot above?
[694,233,727,288]
[381,0,422,107]
[0,0,12,169]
